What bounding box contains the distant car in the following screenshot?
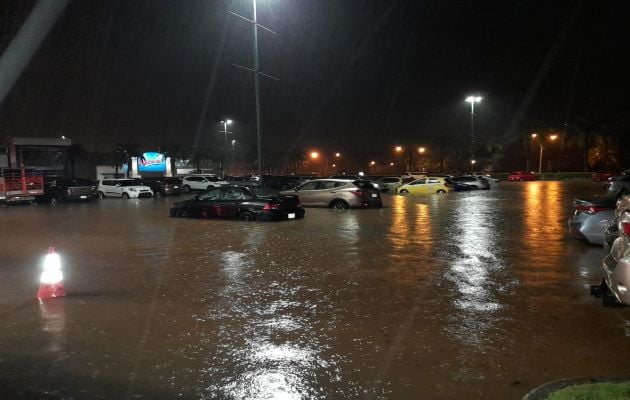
[396,177,450,195]
[592,171,616,182]
[281,179,382,209]
[329,175,380,190]
[376,177,404,192]
[181,175,227,193]
[140,177,182,197]
[97,179,153,199]
[42,178,97,205]
[444,178,473,192]
[169,185,304,221]
[261,175,307,191]
[507,171,536,181]
[568,195,617,245]
[450,176,490,190]
[598,195,630,306]
[472,174,500,186]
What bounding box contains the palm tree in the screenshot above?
[114,143,144,177]
[159,141,186,176]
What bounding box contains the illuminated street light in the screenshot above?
[418,147,426,154]
[370,161,376,166]
[335,152,341,158]
[531,134,559,173]
[389,162,394,166]
[465,95,482,167]
[395,146,403,153]
[310,151,319,160]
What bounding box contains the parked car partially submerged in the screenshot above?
[170,185,304,221]
[507,171,536,181]
[396,177,450,195]
[568,195,617,245]
[97,179,153,199]
[595,195,630,306]
[281,179,382,209]
[42,178,97,205]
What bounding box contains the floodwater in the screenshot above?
[1,181,629,399]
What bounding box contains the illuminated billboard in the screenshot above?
[138,152,166,173]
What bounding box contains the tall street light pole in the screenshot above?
[531,133,558,173]
[465,95,482,168]
[229,1,278,179]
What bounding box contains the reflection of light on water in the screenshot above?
[39,301,66,353]
[388,196,432,254]
[207,250,340,400]
[445,195,504,345]
[521,181,565,287]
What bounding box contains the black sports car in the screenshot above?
[169,185,305,221]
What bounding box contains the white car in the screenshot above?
[376,176,404,192]
[97,179,153,199]
[181,175,228,193]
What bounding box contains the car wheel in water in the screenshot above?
[399,190,409,195]
[175,210,189,218]
[437,189,446,194]
[238,211,255,221]
[98,191,105,199]
[207,185,215,191]
[183,185,191,193]
[331,200,349,209]
[154,191,161,198]
[122,193,130,200]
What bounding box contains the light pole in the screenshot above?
[219,119,232,175]
[531,133,558,173]
[231,139,236,160]
[465,95,482,166]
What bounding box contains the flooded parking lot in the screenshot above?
[1,181,629,399]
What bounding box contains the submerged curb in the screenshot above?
[523,376,630,400]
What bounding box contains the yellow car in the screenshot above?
[396,177,451,195]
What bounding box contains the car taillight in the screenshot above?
[575,205,610,215]
[351,190,368,197]
[623,221,630,237]
[263,203,279,210]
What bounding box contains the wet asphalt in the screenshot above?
[1,181,629,399]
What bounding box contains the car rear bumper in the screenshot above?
[568,211,614,245]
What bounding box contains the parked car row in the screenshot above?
[592,195,630,306]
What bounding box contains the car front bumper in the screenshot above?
[129,191,153,198]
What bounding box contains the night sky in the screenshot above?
[0,0,628,162]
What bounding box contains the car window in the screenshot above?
[427,178,440,183]
[298,181,319,190]
[198,188,220,200]
[334,181,347,187]
[410,179,426,185]
[317,181,337,190]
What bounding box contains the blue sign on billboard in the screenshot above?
[138,152,166,173]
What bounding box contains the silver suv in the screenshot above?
[598,195,630,305]
[280,179,382,209]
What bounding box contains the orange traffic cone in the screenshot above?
[37,246,66,301]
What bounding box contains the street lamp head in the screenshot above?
[389,162,394,166]
[550,134,558,141]
[332,163,336,168]
[226,119,233,124]
[395,146,403,153]
[370,161,376,166]
[471,159,476,164]
[310,151,319,160]
[418,147,426,154]
[465,96,482,103]
[531,133,538,138]
[231,139,236,145]
[335,152,341,158]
